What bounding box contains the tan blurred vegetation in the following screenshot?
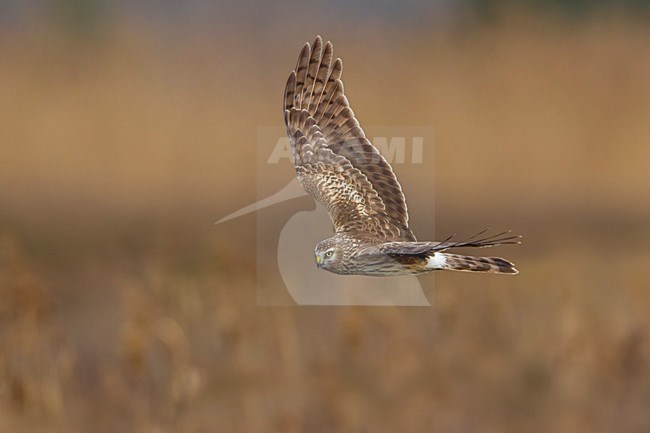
[1,8,650,433]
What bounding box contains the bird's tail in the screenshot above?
[428,252,518,274]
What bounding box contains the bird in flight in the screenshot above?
[284,36,520,276]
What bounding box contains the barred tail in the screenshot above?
[427,253,518,274]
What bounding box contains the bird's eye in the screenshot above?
[325,250,334,257]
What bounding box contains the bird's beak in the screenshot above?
[316,255,321,268]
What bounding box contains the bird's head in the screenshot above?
[314,236,345,272]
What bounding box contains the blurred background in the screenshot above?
[1,0,649,431]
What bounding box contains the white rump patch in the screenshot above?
[427,253,447,269]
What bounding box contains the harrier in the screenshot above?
[284,37,520,276]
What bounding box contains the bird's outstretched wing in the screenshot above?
[359,230,522,257]
[284,36,415,241]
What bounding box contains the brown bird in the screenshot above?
[284,36,520,276]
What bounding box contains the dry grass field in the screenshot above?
[1,5,649,432]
